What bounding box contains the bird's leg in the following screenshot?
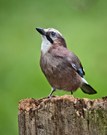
[71,91,73,95]
[48,87,56,98]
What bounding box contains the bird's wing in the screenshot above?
[50,46,85,77]
[71,61,85,77]
[66,50,85,77]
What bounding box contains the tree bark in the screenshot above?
[18,95,107,135]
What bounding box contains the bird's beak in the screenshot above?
[36,28,46,36]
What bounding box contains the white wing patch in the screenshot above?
[82,78,88,84]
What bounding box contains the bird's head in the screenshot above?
[36,28,67,54]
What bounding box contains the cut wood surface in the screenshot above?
[18,95,107,135]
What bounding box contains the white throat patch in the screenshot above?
[41,36,52,55]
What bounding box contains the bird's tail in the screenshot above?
[81,78,97,94]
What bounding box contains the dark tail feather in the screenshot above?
[81,83,97,94]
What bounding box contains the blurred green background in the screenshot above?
[0,0,107,134]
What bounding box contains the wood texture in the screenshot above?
[18,95,107,135]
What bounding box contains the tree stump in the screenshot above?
[18,95,107,135]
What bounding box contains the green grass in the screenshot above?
[0,0,107,134]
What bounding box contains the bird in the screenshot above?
[36,27,97,97]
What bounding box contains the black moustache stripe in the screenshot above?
[46,35,53,44]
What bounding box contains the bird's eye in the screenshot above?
[51,31,56,37]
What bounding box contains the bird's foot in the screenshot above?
[48,87,56,98]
